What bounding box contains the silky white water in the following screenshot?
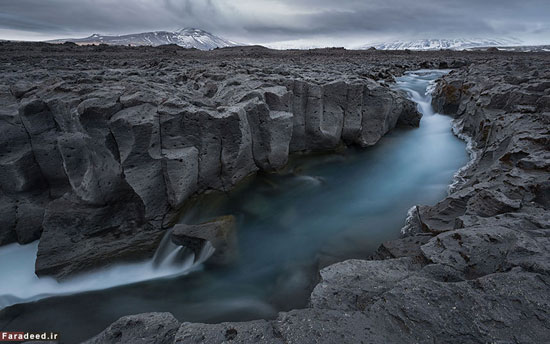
[0,233,214,309]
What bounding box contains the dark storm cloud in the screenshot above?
[1,0,549,43]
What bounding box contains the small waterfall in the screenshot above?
[153,229,217,267]
[395,69,450,118]
[0,228,215,310]
[197,241,216,263]
[152,228,190,267]
[396,69,456,235]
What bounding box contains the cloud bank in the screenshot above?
[1,0,549,46]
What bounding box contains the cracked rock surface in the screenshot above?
[1,43,425,279]
[80,49,550,343]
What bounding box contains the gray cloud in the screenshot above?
[1,0,549,45]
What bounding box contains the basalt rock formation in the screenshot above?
[0,42,422,279]
[83,312,179,344]
[2,43,549,343]
[171,215,237,265]
[87,53,550,343]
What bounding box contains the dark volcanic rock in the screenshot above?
[371,233,432,259]
[36,193,164,279]
[88,51,550,343]
[309,257,424,312]
[171,215,237,264]
[83,312,179,344]
[421,226,550,278]
[0,42,424,279]
[4,43,550,343]
[175,320,283,344]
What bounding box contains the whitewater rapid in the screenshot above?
[0,232,214,309]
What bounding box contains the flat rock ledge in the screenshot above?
[83,312,179,344]
[0,43,422,279]
[83,53,550,342]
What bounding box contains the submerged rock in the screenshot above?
[171,215,237,265]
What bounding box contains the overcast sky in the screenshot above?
[1,0,549,47]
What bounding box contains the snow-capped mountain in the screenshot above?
[47,28,240,50]
[474,45,550,53]
[362,38,523,51]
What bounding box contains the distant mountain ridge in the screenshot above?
[363,38,523,51]
[47,28,240,50]
[472,45,550,53]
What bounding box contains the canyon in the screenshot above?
[0,42,549,343]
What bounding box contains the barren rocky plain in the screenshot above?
[0,42,549,343]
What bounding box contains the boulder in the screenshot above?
[171,215,237,265]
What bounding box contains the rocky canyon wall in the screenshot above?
[87,53,550,344]
[0,47,420,278]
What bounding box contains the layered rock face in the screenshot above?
[0,43,421,279]
[88,54,550,343]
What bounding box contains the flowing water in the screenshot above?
[0,70,468,343]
